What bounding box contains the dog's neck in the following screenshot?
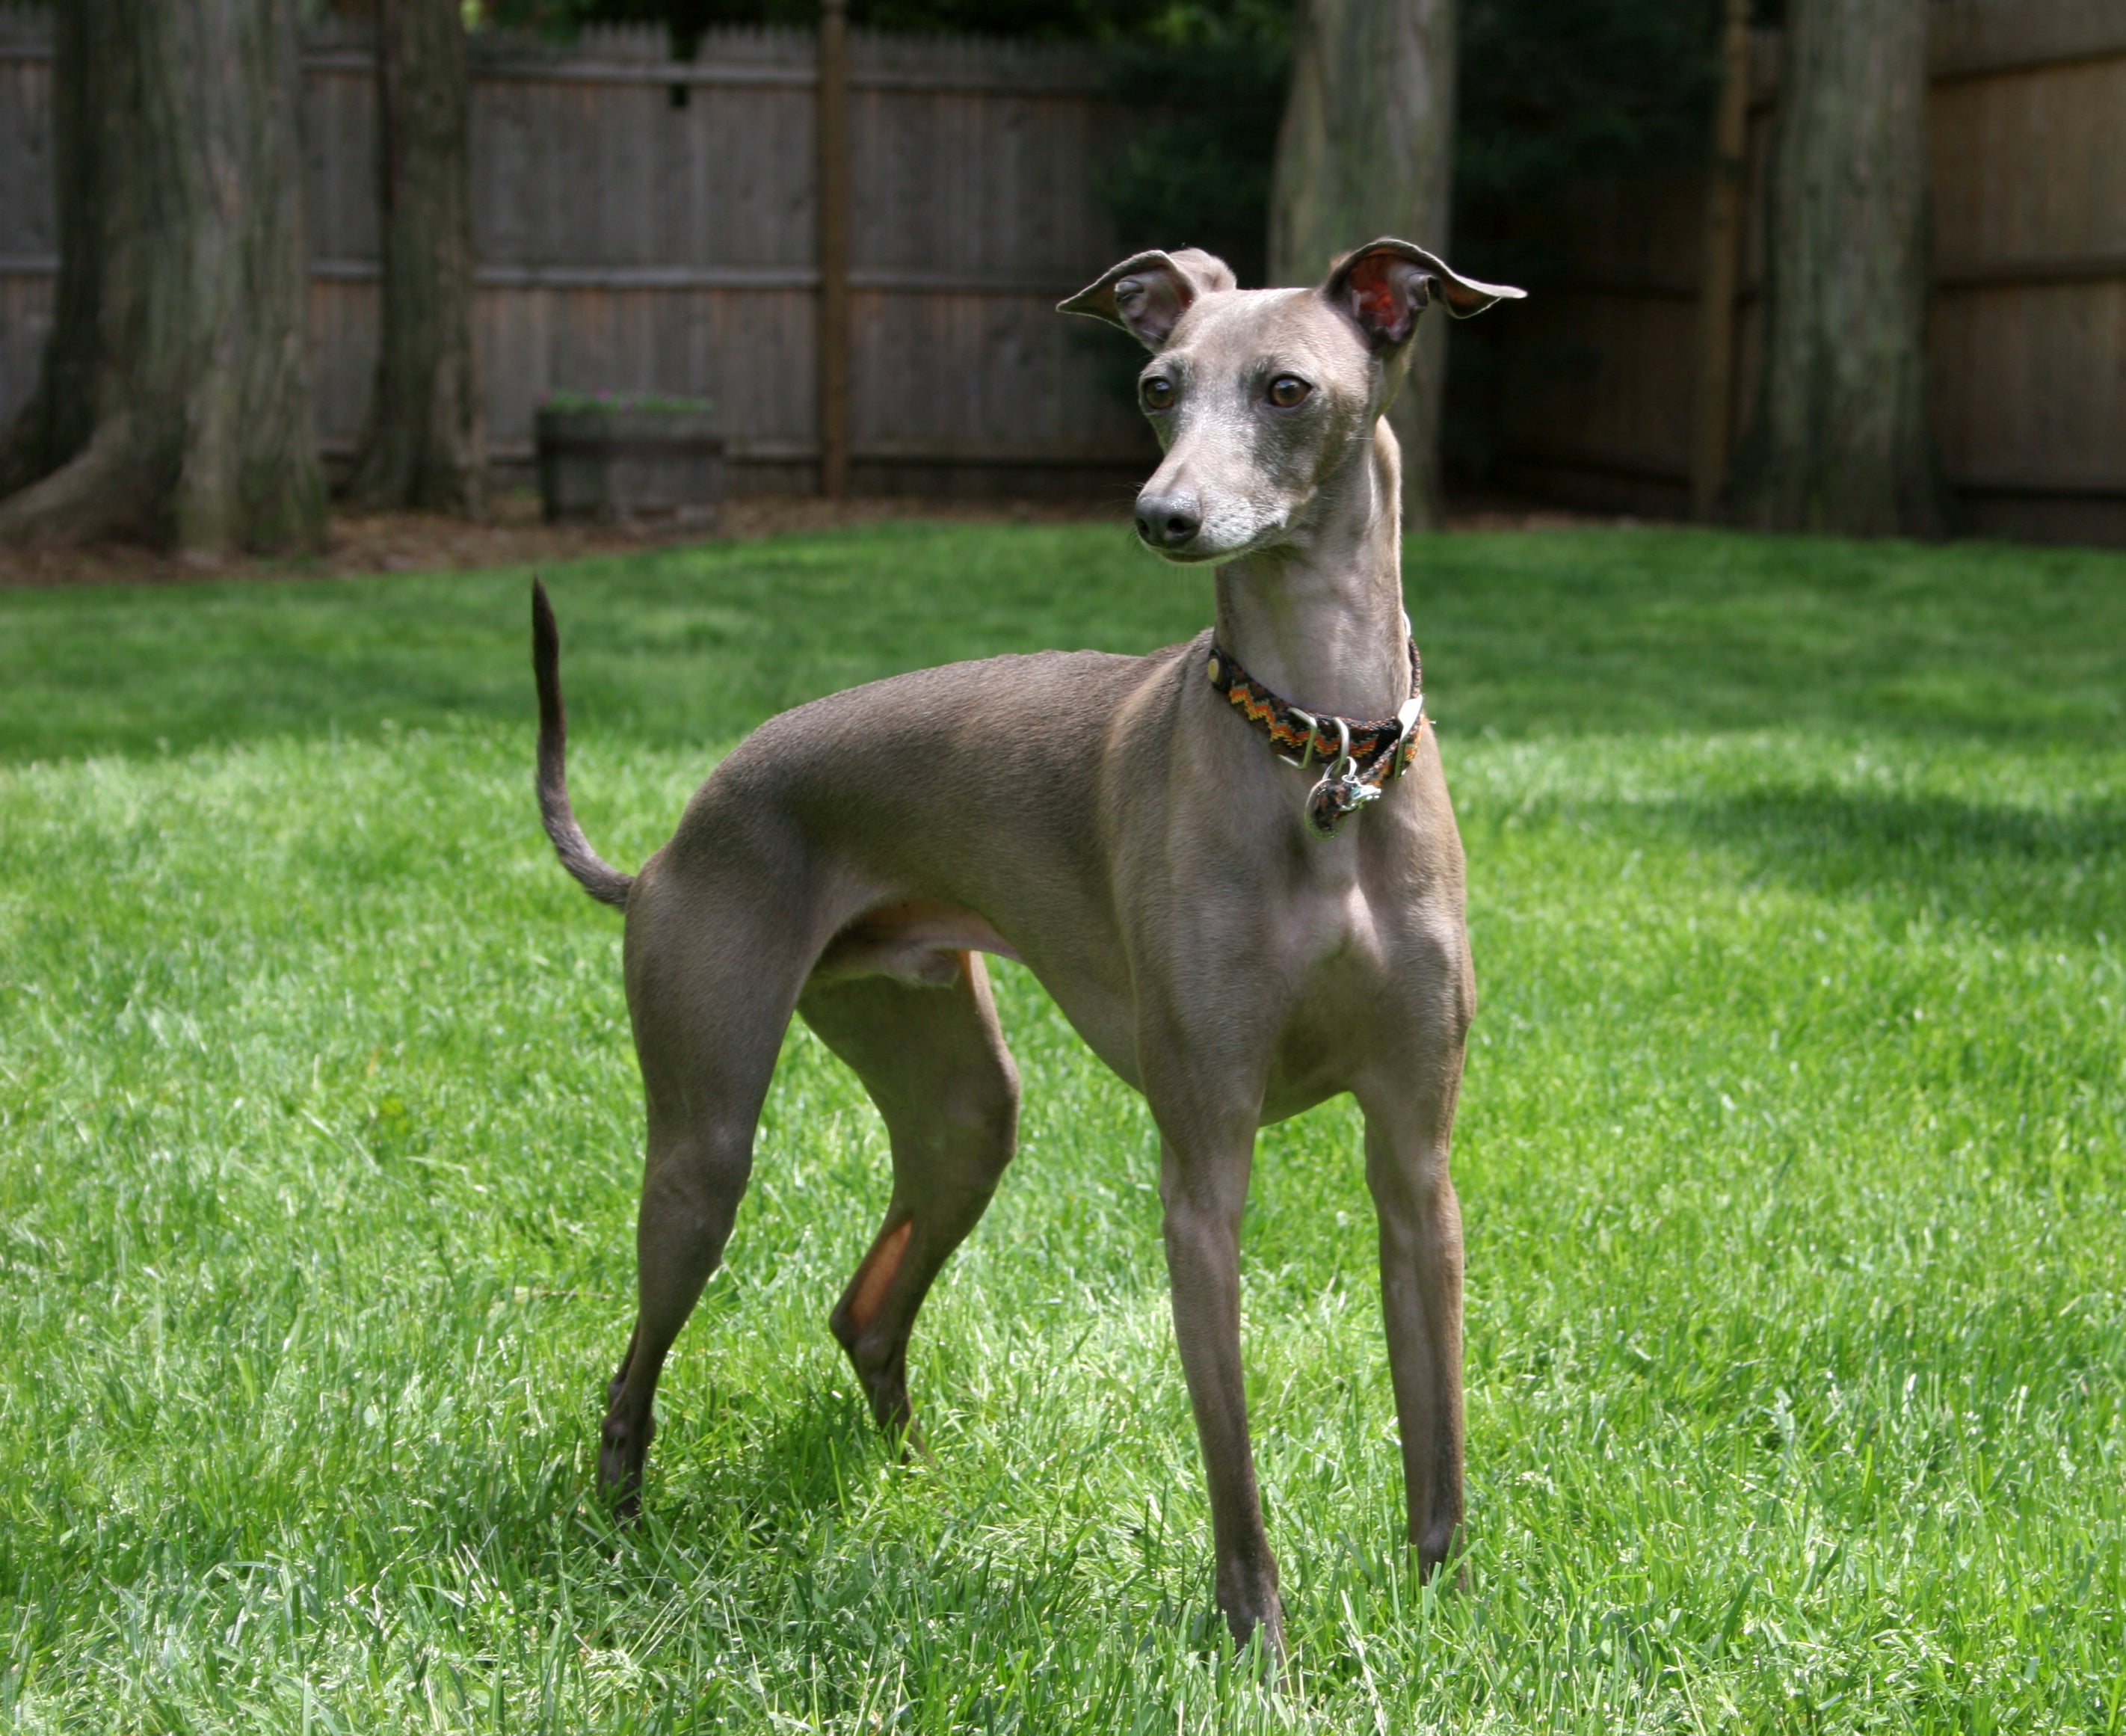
[1213,419,1411,720]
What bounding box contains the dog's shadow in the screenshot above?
[633,1376,899,1552]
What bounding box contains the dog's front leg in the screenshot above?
[1156,1121,1284,1657]
[1356,1074,1467,1583]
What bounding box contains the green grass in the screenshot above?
[1,523,2122,1732]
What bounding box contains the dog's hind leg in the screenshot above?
[599,878,816,1515]
[798,954,1020,1444]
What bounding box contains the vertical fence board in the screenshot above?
[0,34,55,419]
[0,275,51,418]
[307,280,379,455]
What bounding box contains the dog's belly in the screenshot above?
[808,896,1145,1086]
[809,899,1020,988]
[804,888,1454,1125]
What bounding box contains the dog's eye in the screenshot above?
[1268,375,1311,408]
[1141,377,1175,410]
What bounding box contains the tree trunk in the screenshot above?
[342,0,484,514]
[0,0,325,554]
[1727,0,1946,536]
[1269,0,1456,532]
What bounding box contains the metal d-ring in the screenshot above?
[1281,707,1322,770]
[1327,716,1353,779]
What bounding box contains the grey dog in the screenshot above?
[532,237,1521,1655]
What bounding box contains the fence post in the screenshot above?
[816,0,851,498]
[1689,0,1753,520]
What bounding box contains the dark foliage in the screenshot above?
[1448,0,1722,486]
[478,0,1150,49]
[1093,4,1291,290]
[1457,0,1721,211]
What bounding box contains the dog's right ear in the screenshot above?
[1059,248,1236,350]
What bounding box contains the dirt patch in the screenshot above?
[0,490,1652,590]
[1446,505,1658,532]
[1442,487,1667,534]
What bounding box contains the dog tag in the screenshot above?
[1304,769,1381,840]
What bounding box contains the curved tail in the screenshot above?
[532,579,635,910]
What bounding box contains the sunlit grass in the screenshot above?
[1,524,2122,1731]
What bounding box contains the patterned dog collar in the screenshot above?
[1207,638,1426,840]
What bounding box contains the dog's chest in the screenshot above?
[1253,820,1461,1099]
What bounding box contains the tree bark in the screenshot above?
[1727,0,1946,536]
[342,0,484,514]
[0,0,325,553]
[1269,0,1456,532]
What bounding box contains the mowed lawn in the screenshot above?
[1,523,2122,1733]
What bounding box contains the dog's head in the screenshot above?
[1060,241,1523,564]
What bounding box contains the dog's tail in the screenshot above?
[532,578,635,910]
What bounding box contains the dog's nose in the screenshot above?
[1134,496,1201,550]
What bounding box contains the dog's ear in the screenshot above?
[1059,248,1237,350]
[1322,238,1525,351]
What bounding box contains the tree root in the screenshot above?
[0,417,155,549]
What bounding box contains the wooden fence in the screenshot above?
[6,3,2120,532]
[0,11,1153,498]
[1485,0,2126,545]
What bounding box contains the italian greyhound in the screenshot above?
[532,238,1521,1655]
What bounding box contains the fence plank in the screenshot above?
[0,34,54,262]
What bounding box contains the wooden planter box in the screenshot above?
[536,401,725,523]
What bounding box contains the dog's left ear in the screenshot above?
[1059,247,1237,350]
[1323,238,1525,351]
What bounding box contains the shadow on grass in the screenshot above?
[1666,787,2126,943]
[647,1378,892,1547]
[7,525,2125,765]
